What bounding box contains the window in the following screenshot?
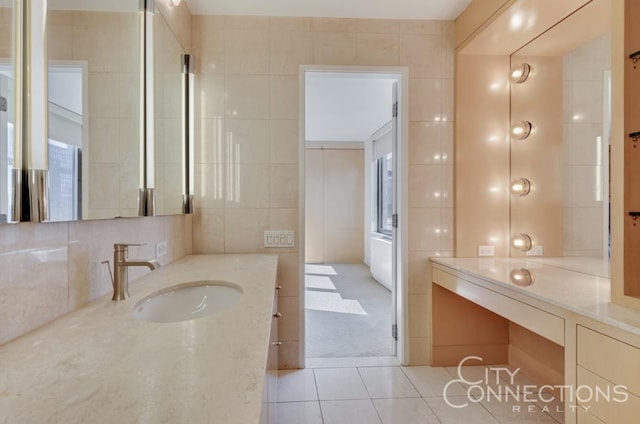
[376,153,393,236]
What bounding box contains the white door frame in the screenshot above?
[298,65,410,367]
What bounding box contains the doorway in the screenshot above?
[299,67,408,366]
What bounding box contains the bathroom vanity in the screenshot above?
[430,258,640,424]
[0,254,279,424]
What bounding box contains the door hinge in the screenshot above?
[392,101,398,118]
[392,213,398,228]
[392,324,398,341]
[0,96,6,112]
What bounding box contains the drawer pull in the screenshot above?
[272,341,282,346]
[273,312,282,318]
[275,285,282,290]
[630,50,640,63]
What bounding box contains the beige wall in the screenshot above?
[0,215,193,346]
[191,15,455,367]
[154,11,186,216]
[154,0,192,54]
[305,148,364,264]
[562,34,611,257]
[455,54,511,257]
[48,11,141,219]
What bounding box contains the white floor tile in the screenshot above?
[358,367,420,399]
[320,400,382,424]
[268,401,324,424]
[480,395,559,423]
[277,369,319,402]
[373,398,440,424]
[306,356,400,369]
[402,366,468,397]
[314,368,370,400]
[425,396,500,424]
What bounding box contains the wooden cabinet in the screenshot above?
[260,287,280,423]
[576,326,640,423]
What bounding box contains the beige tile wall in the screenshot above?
[191,15,455,367]
[155,11,186,215]
[562,33,611,257]
[48,10,141,219]
[0,214,193,346]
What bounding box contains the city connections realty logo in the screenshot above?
[443,356,629,414]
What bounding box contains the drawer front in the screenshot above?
[433,268,565,346]
[576,366,640,424]
[577,408,605,424]
[577,326,640,397]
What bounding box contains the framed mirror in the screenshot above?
[46,0,142,221]
[509,0,611,273]
[154,7,185,216]
[0,2,15,224]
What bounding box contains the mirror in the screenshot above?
[509,0,611,268]
[0,2,15,224]
[46,0,141,221]
[154,8,185,216]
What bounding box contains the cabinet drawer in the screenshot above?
[433,268,565,346]
[577,326,640,397]
[576,366,640,424]
[577,407,605,424]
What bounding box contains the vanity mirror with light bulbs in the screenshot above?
[455,0,613,278]
[0,0,193,224]
[509,0,612,267]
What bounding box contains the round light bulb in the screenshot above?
[510,268,535,286]
[511,233,534,252]
[510,63,531,83]
[510,178,533,196]
[511,121,533,140]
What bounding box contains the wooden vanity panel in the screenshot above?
[432,269,565,346]
[577,366,640,424]
[508,323,564,398]
[577,408,606,424]
[431,284,509,366]
[623,0,640,300]
[577,326,640,398]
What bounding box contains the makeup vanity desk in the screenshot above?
[430,257,640,424]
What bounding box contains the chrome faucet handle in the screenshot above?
[114,243,146,251]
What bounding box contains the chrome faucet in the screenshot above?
[112,243,161,301]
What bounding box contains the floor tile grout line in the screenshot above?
[311,368,326,424]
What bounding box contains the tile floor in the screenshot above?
[268,363,564,424]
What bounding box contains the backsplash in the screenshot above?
[0,215,192,345]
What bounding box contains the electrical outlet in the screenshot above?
[478,245,495,257]
[527,245,544,256]
[156,241,168,258]
[264,231,295,248]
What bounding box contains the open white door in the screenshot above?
[391,81,399,354]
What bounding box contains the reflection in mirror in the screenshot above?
[154,9,184,215]
[510,0,611,269]
[0,4,14,224]
[46,1,141,221]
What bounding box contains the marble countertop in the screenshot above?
[431,257,640,337]
[0,254,279,424]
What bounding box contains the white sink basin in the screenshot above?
[133,280,243,323]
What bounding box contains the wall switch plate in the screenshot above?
[156,241,168,258]
[478,245,495,257]
[264,230,295,248]
[527,245,544,256]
